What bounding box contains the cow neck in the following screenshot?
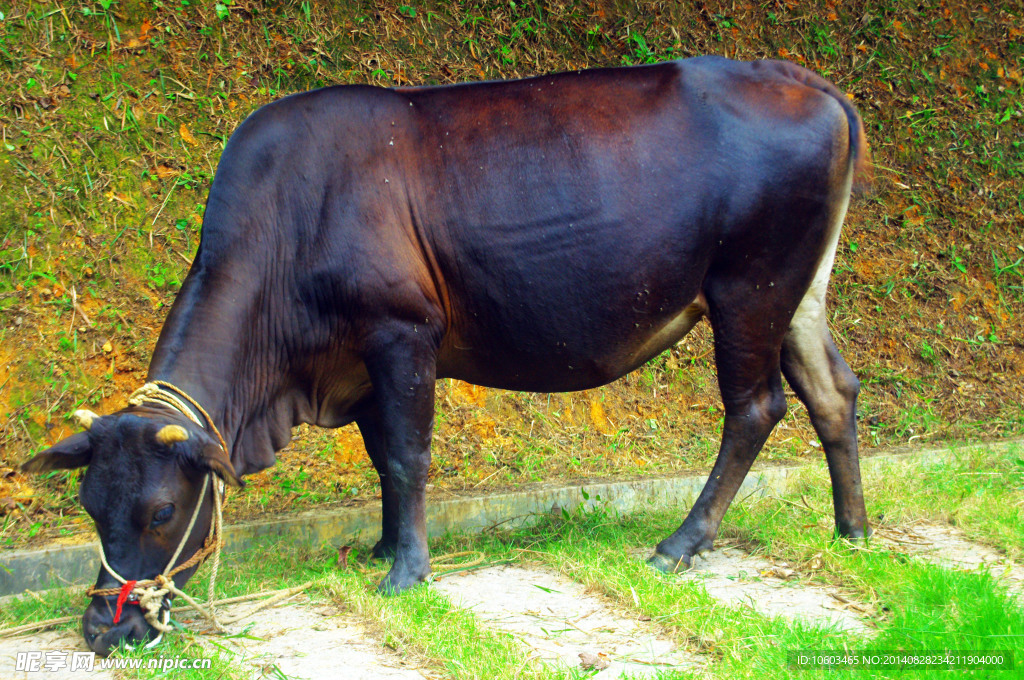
[146,256,292,478]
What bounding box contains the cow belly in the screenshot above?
[624,296,707,368]
[438,295,706,393]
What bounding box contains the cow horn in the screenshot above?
[156,425,190,445]
[74,409,100,430]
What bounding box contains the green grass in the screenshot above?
[3,442,1022,678]
[323,441,1019,679]
[441,441,1024,679]
[0,585,86,634]
[724,441,1024,565]
[498,511,1023,679]
[101,628,244,680]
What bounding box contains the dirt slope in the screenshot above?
[1,0,1021,546]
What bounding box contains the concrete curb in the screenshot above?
[1,439,1018,597]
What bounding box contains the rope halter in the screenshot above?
[86,381,230,641]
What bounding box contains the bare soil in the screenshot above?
[682,545,873,633]
[0,629,113,680]
[197,599,437,680]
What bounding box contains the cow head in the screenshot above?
[21,407,241,656]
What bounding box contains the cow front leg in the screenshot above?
[362,331,438,594]
[356,414,399,560]
[650,294,788,572]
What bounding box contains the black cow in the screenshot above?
[24,56,871,654]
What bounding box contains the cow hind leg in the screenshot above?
[649,291,788,573]
[780,159,869,540]
[782,289,870,539]
[356,414,400,560]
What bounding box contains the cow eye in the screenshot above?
[151,504,175,528]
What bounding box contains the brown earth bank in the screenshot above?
[1,0,1022,548]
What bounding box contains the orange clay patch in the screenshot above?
[333,426,368,465]
[449,379,488,408]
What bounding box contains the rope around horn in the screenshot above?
[86,381,230,638]
[128,380,230,455]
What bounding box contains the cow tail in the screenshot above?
[777,61,873,195]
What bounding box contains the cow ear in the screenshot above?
[22,432,93,473]
[198,443,244,488]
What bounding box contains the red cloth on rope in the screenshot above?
[113,580,138,624]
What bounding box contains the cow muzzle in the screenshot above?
[82,597,164,657]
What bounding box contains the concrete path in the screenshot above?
[199,599,436,680]
[683,546,872,633]
[433,564,701,678]
[878,522,1024,592]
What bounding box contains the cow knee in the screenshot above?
[762,386,788,427]
[724,383,786,430]
[734,385,786,432]
[823,343,859,402]
[389,455,428,491]
[835,364,860,403]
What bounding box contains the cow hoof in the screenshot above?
[376,569,428,593]
[377,565,430,595]
[837,523,873,541]
[370,540,397,561]
[647,551,691,574]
